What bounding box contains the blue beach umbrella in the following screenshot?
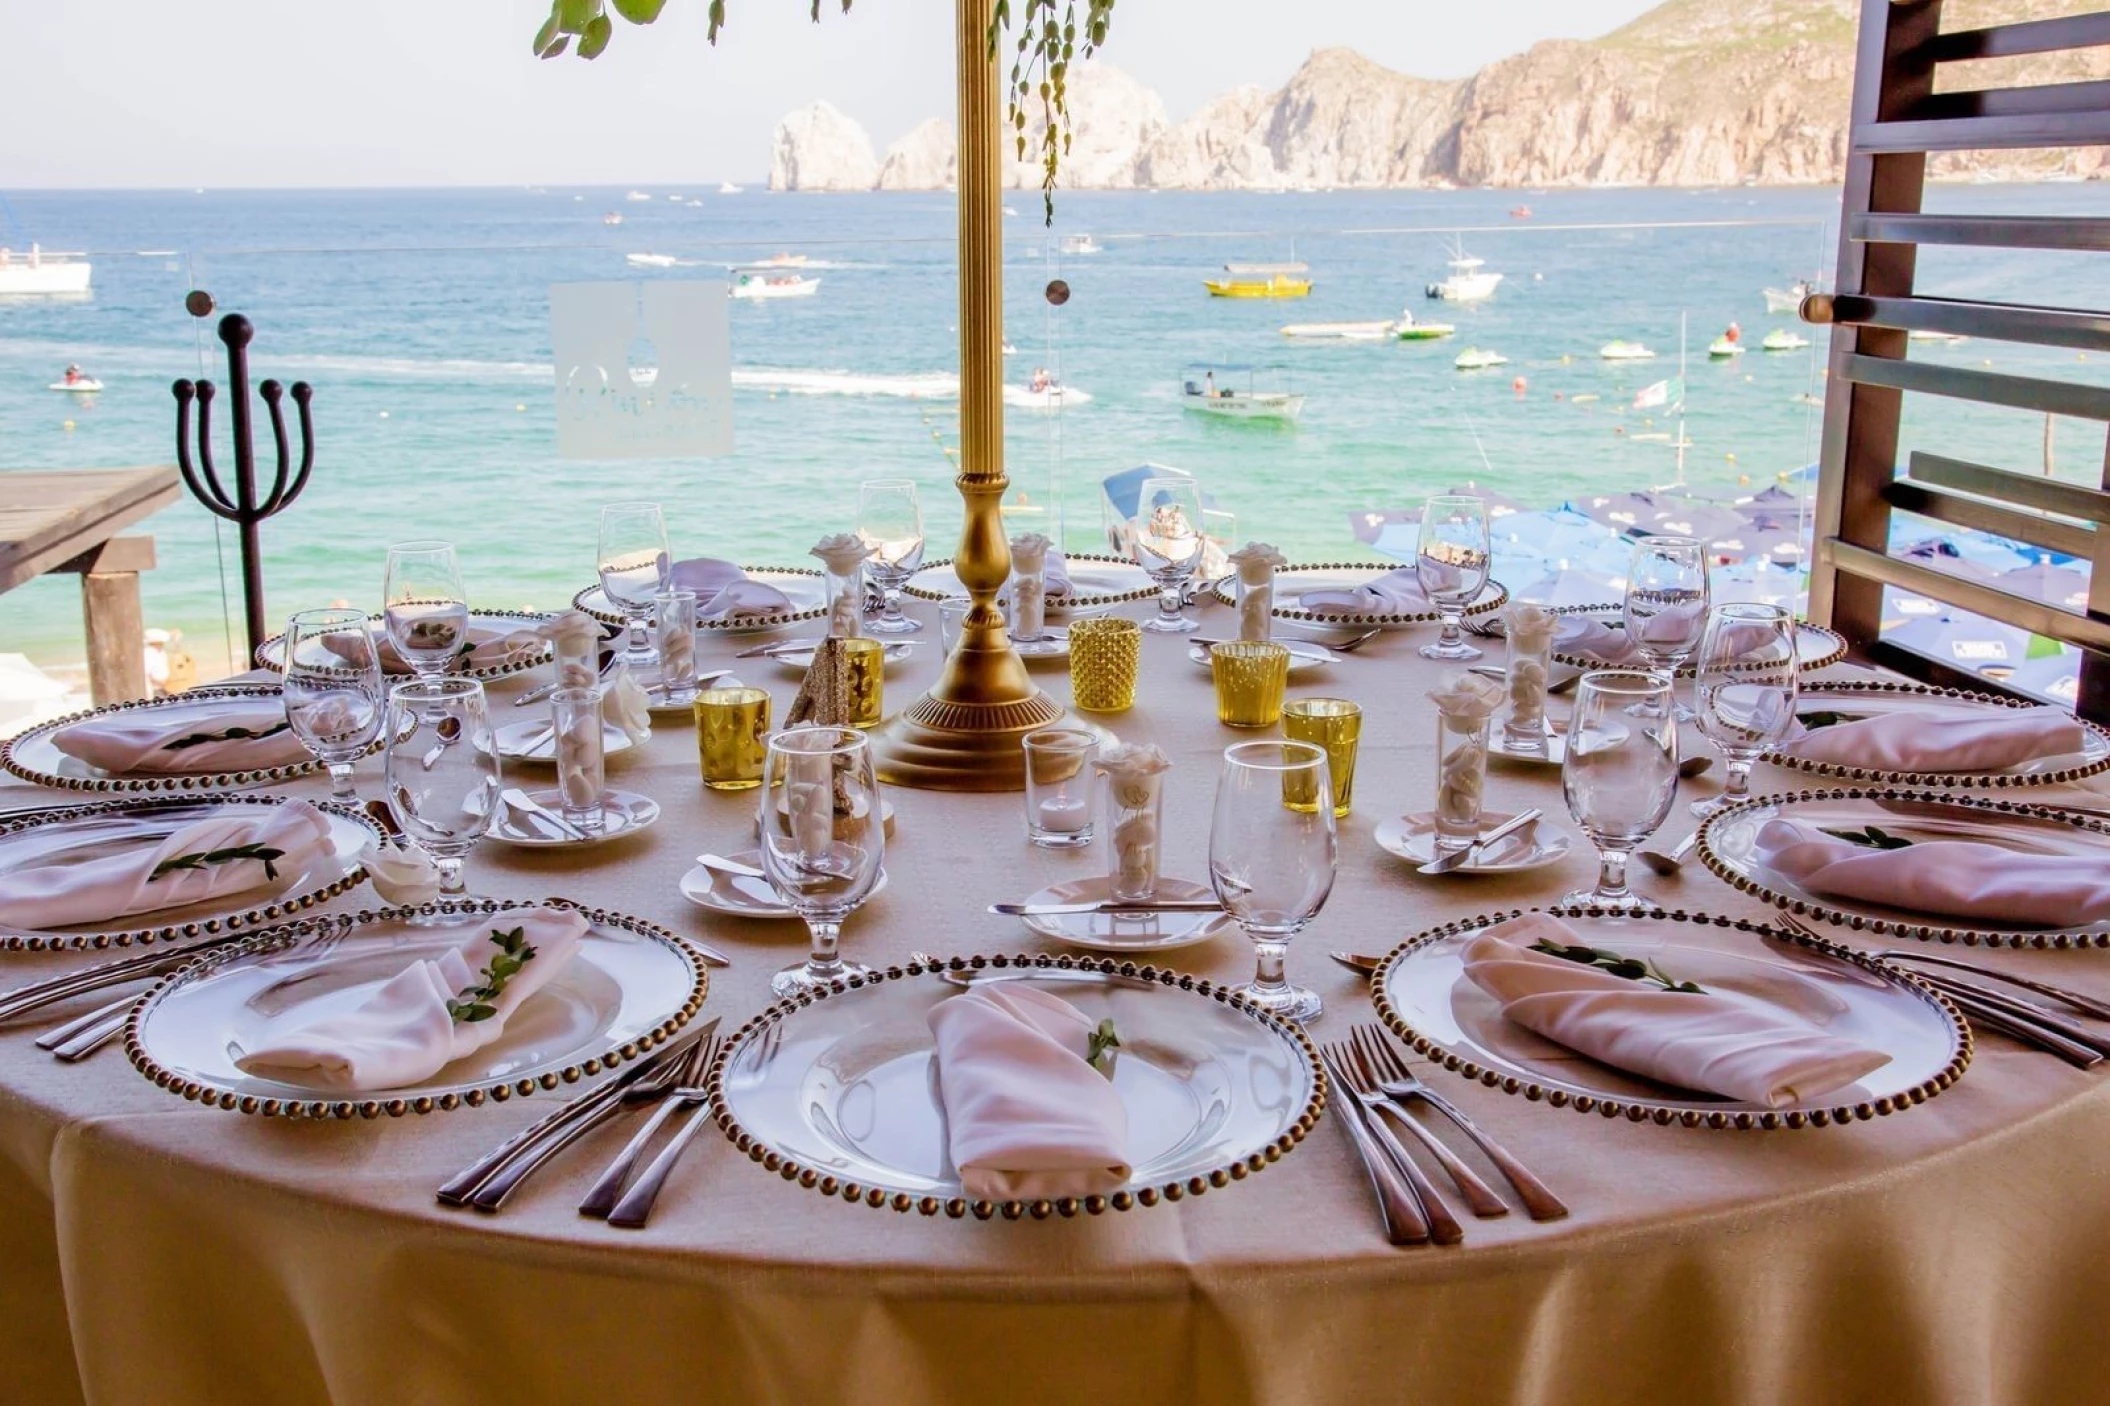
[1887,614,2033,675]
[1998,560,2092,612]
[1494,507,1619,560]
[1512,564,1624,609]
[1712,558,1806,610]
[2006,651,2081,706]
[1348,508,1417,546]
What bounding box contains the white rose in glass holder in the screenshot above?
[1427,672,1504,846]
[1094,743,1173,901]
[537,609,604,689]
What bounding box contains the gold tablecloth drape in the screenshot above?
[4,603,2109,1406]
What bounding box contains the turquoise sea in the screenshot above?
[3,182,2105,676]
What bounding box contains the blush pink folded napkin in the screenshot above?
[1753,817,2110,927]
[1298,569,1432,616]
[52,698,310,774]
[1460,914,1892,1108]
[927,984,1132,1201]
[234,906,588,1091]
[669,558,792,619]
[0,800,334,932]
[1781,705,2089,773]
[1556,609,1780,665]
[328,623,540,675]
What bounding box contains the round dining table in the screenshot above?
[4,595,2109,1406]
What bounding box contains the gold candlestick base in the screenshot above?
[872,660,1109,792]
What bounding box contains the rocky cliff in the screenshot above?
[773,0,2104,192]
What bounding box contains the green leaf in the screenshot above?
[163,719,293,752]
[609,0,665,23]
[1086,1017,1120,1076]
[558,0,597,34]
[1796,710,1862,731]
[1528,939,1704,994]
[541,34,571,59]
[1820,825,1914,851]
[533,13,562,55]
[579,13,613,57]
[446,925,544,1025]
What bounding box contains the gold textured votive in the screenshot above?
[1068,616,1142,713]
[1211,640,1290,728]
[841,637,885,729]
[695,686,770,790]
[1282,697,1362,816]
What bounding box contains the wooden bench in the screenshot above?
[0,467,183,705]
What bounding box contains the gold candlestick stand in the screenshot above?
[872,0,1105,791]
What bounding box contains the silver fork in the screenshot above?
[577,1033,723,1218]
[1323,1039,1464,1244]
[1313,1043,1428,1246]
[1328,628,1383,654]
[1339,1039,1504,1221]
[605,1079,718,1229]
[1353,1025,1569,1221]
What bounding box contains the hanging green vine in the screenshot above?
[530,0,1116,222]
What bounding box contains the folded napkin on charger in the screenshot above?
[1754,817,2110,927]
[1461,914,1892,1108]
[1554,608,1780,666]
[328,623,541,675]
[51,698,310,774]
[669,557,792,620]
[234,905,589,1091]
[1044,548,1073,598]
[0,800,333,932]
[927,984,1131,1201]
[1781,705,2089,773]
[1298,568,1433,616]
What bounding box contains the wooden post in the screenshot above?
[59,535,156,706]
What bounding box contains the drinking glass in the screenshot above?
[549,684,606,836]
[1416,494,1492,661]
[1068,616,1141,712]
[759,727,886,997]
[842,636,885,728]
[1624,534,1710,717]
[1560,671,1679,909]
[1693,603,1800,818]
[938,597,972,653]
[1282,698,1361,817]
[1210,640,1290,727]
[382,540,469,681]
[1021,727,1097,848]
[1209,740,1338,1024]
[654,588,701,706]
[383,678,500,913]
[696,686,770,790]
[281,607,384,801]
[597,502,672,673]
[857,479,926,635]
[1133,476,1207,634]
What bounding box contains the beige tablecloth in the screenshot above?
[4,601,2110,1406]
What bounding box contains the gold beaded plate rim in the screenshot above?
[0,684,344,795]
[1370,905,1972,1130]
[902,554,1158,609]
[571,567,828,634]
[0,795,382,953]
[1759,680,2110,790]
[1695,786,2110,950]
[253,610,554,682]
[121,897,709,1120]
[1548,614,1847,676]
[707,952,1328,1221]
[1208,565,1510,627]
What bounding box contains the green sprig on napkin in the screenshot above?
[447,925,539,1024]
[148,842,288,884]
[1085,1017,1121,1078]
[1528,940,1704,994]
[160,719,295,753]
[1819,824,1913,851]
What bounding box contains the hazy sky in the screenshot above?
[0,0,1663,188]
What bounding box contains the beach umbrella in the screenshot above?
[1493,507,1620,560]
[1572,491,1661,531]
[1348,508,1417,545]
[1896,529,2033,575]
[1887,614,2033,675]
[1739,483,1804,517]
[1446,482,1527,519]
[2005,651,2082,706]
[1511,563,1624,609]
[1998,559,2092,611]
[1712,559,1806,611]
[1713,519,1808,567]
[1667,482,1748,505]
[1639,502,1748,545]
[1881,584,1954,626]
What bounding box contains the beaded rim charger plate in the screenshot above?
[1209,565,1509,628]
[1548,612,1846,676]
[572,567,828,635]
[1372,906,1969,1129]
[254,610,552,682]
[0,684,330,794]
[124,898,708,1119]
[1697,787,2110,949]
[710,955,1324,1219]
[903,554,1155,611]
[0,796,380,953]
[1759,681,2110,790]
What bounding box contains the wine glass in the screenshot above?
[1208,740,1338,1024]
[383,678,500,916]
[1416,494,1492,661]
[1560,670,1679,909]
[758,726,885,997]
[1692,602,1800,818]
[1133,476,1206,634]
[597,502,672,672]
[382,540,469,681]
[856,479,926,635]
[281,607,385,801]
[1624,534,1709,717]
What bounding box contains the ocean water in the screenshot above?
[2,182,2105,675]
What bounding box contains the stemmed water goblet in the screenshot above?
[857,479,926,635]
[1624,534,1710,718]
[1133,476,1207,634]
[383,540,469,681]
[1416,494,1492,661]
[1692,602,1799,818]
[759,726,886,997]
[383,678,500,918]
[1208,740,1338,1024]
[1560,670,1679,909]
[281,607,385,801]
[597,502,672,673]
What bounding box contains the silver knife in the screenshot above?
[1418,808,1542,876]
[503,788,587,841]
[696,851,768,879]
[989,899,1223,916]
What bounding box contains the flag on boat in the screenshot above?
[1633,377,1683,410]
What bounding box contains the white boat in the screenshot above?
[1392,310,1456,341]
[731,268,820,300]
[1059,233,1102,256]
[1762,328,1810,352]
[1454,347,1509,370]
[625,190,652,202]
[625,253,679,268]
[1180,364,1304,422]
[0,247,92,296]
[1425,238,1503,302]
[1600,339,1657,361]
[1280,320,1393,341]
[1005,381,1091,410]
[719,182,743,195]
[1764,281,1812,313]
[603,212,624,226]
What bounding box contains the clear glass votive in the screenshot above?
[1503,631,1554,754]
[1021,728,1098,849]
[654,588,700,706]
[842,636,885,728]
[696,686,770,791]
[938,597,972,654]
[1282,698,1362,818]
[1104,770,1165,901]
[1211,640,1290,728]
[1435,713,1492,852]
[1069,617,1142,713]
[550,685,605,835]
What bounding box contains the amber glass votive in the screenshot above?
[695,686,770,790]
[1282,697,1362,817]
[1068,617,1142,713]
[1211,641,1290,728]
[841,637,885,728]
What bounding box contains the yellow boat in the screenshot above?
[1206,261,1312,299]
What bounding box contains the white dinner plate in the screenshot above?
[483,719,638,764]
[1211,565,1508,629]
[1185,639,1339,674]
[487,788,661,847]
[680,849,891,918]
[573,568,828,635]
[1009,876,1235,951]
[1374,810,1571,874]
[765,640,917,672]
[905,555,1155,611]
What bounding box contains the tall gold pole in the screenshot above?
[870,0,1083,790]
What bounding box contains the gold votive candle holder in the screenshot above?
[1068,616,1142,713]
[1211,640,1290,728]
[1282,697,1362,817]
[695,686,770,790]
[841,636,885,728]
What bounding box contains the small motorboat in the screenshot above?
[1508,205,1533,219]
[1280,320,1392,341]
[1426,238,1503,301]
[0,245,92,295]
[1206,262,1312,298]
[603,212,624,226]
[1059,234,1103,256]
[719,182,743,195]
[625,253,679,268]
[1764,281,1813,313]
[1181,364,1304,422]
[1392,310,1457,341]
[1762,328,1810,351]
[1599,339,1658,361]
[731,268,821,300]
[626,190,652,202]
[1005,379,1092,409]
[1454,347,1509,371]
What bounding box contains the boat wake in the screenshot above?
[733,367,960,399]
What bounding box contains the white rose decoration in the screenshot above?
[361,837,442,907]
[601,663,653,745]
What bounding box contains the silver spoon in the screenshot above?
[1636,830,1700,876]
